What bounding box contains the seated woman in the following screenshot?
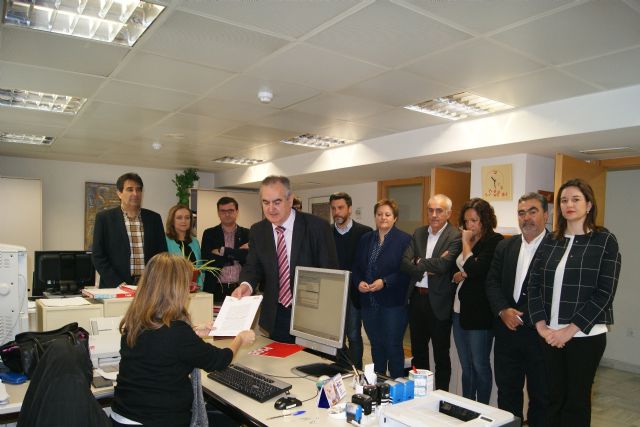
[165,204,203,289]
[452,198,503,404]
[352,199,411,378]
[111,253,255,427]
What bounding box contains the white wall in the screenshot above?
[471,153,554,232]
[602,169,639,371]
[0,156,215,250]
[294,181,378,229]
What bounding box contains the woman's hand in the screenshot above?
[452,271,467,284]
[544,324,579,348]
[461,229,474,244]
[236,330,256,346]
[368,279,384,292]
[193,321,214,337]
[358,281,370,293]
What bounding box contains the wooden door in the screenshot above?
[554,153,607,228]
[431,167,470,227]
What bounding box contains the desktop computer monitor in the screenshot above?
[289,266,351,378]
[32,250,95,296]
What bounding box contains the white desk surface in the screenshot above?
[202,335,360,427]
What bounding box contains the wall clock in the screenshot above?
[481,164,512,201]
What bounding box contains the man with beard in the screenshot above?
[485,192,550,425]
[330,192,372,369]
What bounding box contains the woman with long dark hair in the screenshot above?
[528,178,621,426]
[452,198,503,403]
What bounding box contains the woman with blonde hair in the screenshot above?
[111,253,255,426]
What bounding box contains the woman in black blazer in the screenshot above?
[528,179,621,427]
[452,198,503,404]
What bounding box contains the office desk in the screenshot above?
[202,336,353,427]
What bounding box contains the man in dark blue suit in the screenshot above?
[486,192,550,426]
[92,173,167,288]
[232,176,338,342]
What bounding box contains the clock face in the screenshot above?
[482,164,512,200]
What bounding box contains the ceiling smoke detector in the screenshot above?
[258,89,273,104]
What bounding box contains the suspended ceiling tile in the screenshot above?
[247,44,386,92]
[140,11,288,72]
[113,52,235,95]
[491,0,640,65]
[308,1,470,67]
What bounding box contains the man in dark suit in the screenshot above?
[200,196,250,304]
[401,194,461,391]
[232,176,338,342]
[92,173,167,288]
[485,192,549,426]
[330,192,372,369]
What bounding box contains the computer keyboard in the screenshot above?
[207,363,292,403]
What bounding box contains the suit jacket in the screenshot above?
[352,226,412,308]
[239,211,338,334]
[457,231,503,330]
[92,207,167,288]
[200,224,250,287]
[528,229,621,334]
[485,230,549,323]
[401,223,462,320]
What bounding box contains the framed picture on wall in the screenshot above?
[481,164,513,201]
[308,196,331,223]
[85,182,120,250]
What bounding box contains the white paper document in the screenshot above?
[210,295,263,337]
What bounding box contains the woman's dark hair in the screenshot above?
[458,198,497,238]
[554,178,601,239]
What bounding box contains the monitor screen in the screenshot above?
[32,251,95,296]
[290,266,350,357]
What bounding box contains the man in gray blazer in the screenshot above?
[402,194,461,391]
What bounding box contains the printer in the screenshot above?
[379,390,517,427]
[88,316,122,369]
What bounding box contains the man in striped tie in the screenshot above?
[233,176,338,343]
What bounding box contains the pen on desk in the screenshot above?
[266,410,306,420]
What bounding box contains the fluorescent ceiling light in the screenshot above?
[0,88,86,114]
[281,133,352,149]
[213,156,263,166]
[579,147,634,155]
[0,132,54,145]
[405,92,513,121]
[3,0,165,47]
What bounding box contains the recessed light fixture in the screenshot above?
[0,132,54,145]
[151,141,162,150]
[405,92,513,121]
[213,156,264,166]
[3,0,165,47]
[0,88,86,114]
[281,133,352,149]
[579,147,634,155]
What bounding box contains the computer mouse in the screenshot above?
[274,396,302,410]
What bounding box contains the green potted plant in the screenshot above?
[172,168,200,205]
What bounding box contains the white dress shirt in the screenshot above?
[416,223,448,289]
[513,231,545,302]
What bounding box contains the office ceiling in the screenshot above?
[1,0,640,184]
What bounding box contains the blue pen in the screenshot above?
[266,410,306,420]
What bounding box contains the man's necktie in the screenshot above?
[276,226,292,307]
